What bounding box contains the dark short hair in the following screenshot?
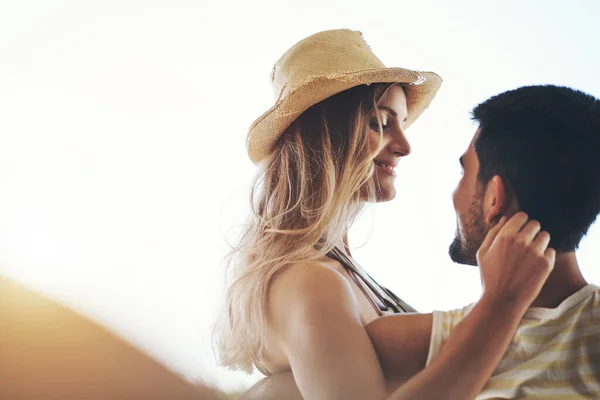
[472,85,600,252]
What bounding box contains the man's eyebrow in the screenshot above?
[459,156,464,167]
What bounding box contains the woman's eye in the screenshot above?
[370,118,389,131]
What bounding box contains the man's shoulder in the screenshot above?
[432,302,477,326]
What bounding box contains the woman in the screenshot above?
[216,29,554,399]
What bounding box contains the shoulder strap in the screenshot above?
[327,247,415,313]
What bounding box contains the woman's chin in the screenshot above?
[375,187,396,203]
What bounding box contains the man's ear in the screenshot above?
[483,175,511,225]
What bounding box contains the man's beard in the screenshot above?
[449,197,487,266]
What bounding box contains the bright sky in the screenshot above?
[1,0,599,392]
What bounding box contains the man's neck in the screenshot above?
[530,251,588,308]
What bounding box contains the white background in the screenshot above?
[1,0,599,392]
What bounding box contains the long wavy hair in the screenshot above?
[215,83,400,373]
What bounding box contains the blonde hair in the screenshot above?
[215,83,400,373]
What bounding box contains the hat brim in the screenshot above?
[247,68,442,164]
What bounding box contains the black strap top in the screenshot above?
[327,246,416,315]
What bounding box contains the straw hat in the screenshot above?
[246,29,442,164]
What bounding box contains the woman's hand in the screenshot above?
[477,212,555,311]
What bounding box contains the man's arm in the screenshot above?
[367,313,433,382]
[239,373,303,400]
[240,300,523,400]
[240,214,555,400]
[239,312,433,400]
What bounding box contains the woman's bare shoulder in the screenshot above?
[269,257,355,309]
[266,257,361,335]
[261,257,362,374]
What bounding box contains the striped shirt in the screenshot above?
[426,284,600,399]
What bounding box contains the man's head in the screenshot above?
[450,85,600,265]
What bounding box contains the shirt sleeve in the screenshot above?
[425,303,476,367]
[426,310,447,367]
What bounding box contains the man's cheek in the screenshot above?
[452,189,460,210]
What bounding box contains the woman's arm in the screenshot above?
[367,298,527,399]
[268,261,390,399]
[265,213,553,400]
[372,213,555,400]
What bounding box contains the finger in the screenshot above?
[519,220,542,244]
[500,212,530,235]
[544,247,557,266]
[479,215,508,253]
[530,230,551,254]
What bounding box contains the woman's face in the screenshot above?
[367,85,411,202]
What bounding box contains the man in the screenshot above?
[0,275,221,399]
[240,85,600,399]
